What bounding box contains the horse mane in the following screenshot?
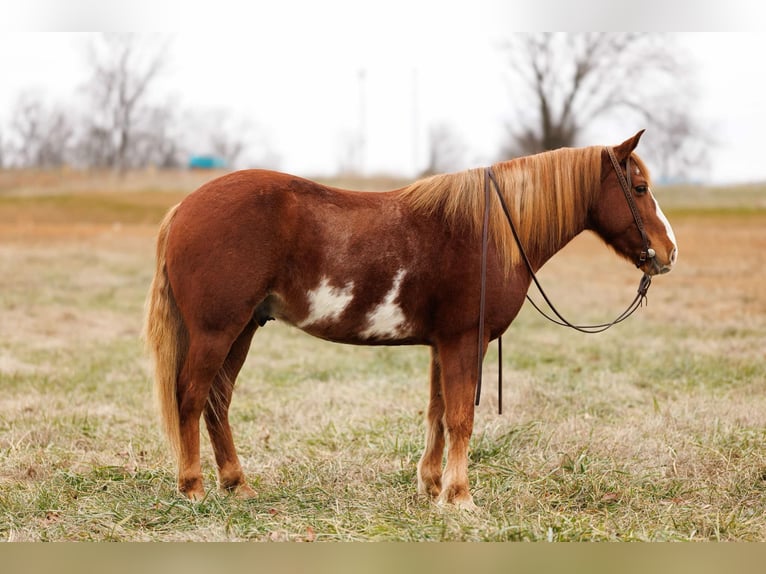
[398,145,609,275]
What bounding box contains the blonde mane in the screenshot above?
[399,146,607,275]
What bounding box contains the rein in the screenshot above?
[475,147,654,413]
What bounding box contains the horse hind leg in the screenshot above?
[176,330,235,500]
[417,348,445,499]
[204,321,258,499]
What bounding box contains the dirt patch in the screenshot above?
[0,225,153,372]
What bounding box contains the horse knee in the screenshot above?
[444,410,474,440]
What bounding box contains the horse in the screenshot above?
[143,130,677,509]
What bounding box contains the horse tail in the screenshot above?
[143,203,186,461]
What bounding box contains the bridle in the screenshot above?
[475,147,655,413]
[606,146,656,267]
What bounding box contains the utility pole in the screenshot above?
[411,68,419,177]
[358,68,367,176]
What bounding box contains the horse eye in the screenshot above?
[635,185,648,195]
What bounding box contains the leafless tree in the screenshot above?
[180,108,262,169]
[420,122,467,176]
[131,103,184,169]
[501,33,708,180]
[205,111,247,167]
[641,107,711,182]
[80,33,169,172]
[7,92,74,168]
[0,128,6,169]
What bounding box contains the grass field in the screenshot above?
[0,169,765,541]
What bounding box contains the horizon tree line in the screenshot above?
[0,33,708,182]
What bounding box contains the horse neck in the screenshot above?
[495,156,595,273]
[525,209,588,272]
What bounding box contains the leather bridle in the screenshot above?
[606,146,657,267]
[475,148,654,413]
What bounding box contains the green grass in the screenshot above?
[1,178,765,541]
[2,299,764,541]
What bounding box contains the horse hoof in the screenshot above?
[417,481,441,499]
[452,497,479,512]
[182,488,206,502]
[436,493,479,512]
[179,477,206,501]
[232,483,258,500]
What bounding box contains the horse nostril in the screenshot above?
[670,247,678,265]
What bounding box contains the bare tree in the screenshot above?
[131,103,183,169]
[502,33,707,180]
[0,127,6,169]
[9,94,45,167]
[421,123,467,176]
[205,111,247,167]
[180,108,258,169]
[641,107,711,182]
[7,92,74,168]
[80,33,169,172]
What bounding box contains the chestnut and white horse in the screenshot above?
[144,131,677,508]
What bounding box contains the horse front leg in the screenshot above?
[417,347,445,499]
[434,332,484,510]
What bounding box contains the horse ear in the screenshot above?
[613,129,645,161]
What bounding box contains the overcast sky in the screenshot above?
[1,2,765,183]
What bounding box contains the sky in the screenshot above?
[1,2,765,183]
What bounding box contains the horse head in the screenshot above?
[589,130,678,276]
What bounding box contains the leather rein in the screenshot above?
[475,147,655,413]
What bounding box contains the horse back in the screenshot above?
[165,169,521,346]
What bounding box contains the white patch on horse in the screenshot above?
[651,192,678,251]
[300,277,354,327]
[361,269,409,339]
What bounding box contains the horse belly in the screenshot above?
[269,265,426,346]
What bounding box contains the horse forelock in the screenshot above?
[399,146,603,274]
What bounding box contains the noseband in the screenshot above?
[475,149,654,412]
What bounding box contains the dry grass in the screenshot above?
[0,170,765,541]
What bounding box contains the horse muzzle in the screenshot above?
[643,246,677,276]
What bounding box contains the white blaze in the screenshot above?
[651,191,678,255]
[300,277,354,327]
[361,269,409,339]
